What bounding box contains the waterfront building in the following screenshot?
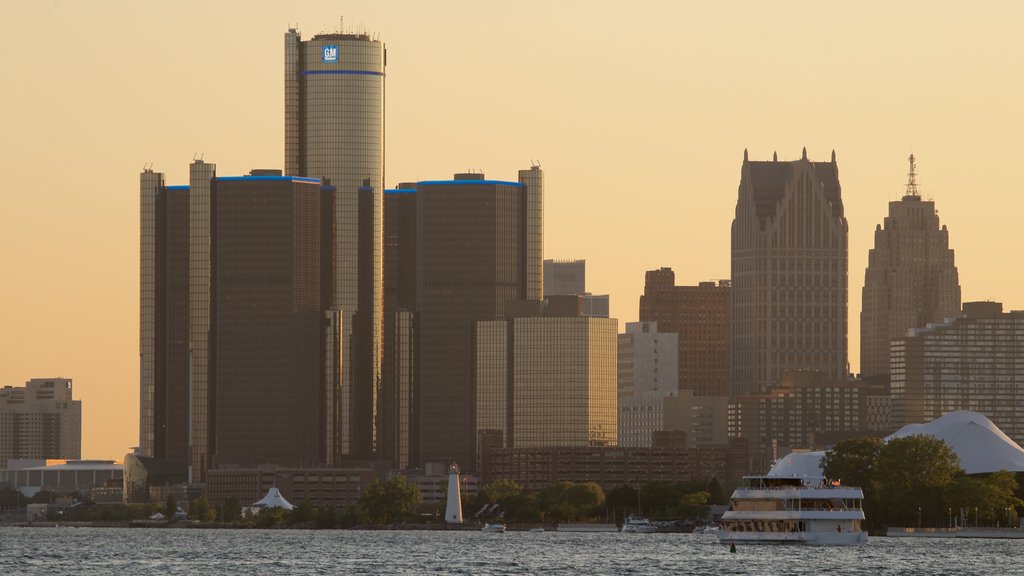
[285,27,386,458]
[479,438,748,491]
[860,155,960,379]
[140,164,341,481]
[731,149,849,397]
[206,462,388,510]
[1,460,121,498]
[475,297,618,454]
[639,269,731,398]
[727,370,885,467]
[0,378,81,464]
[415,169,543,470]
[543,259,609,318]
[890,301,1024,445]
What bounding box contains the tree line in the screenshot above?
[822,435,1023,529]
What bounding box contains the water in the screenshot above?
[0,528,1020,575]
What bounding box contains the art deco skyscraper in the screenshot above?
[285,27,385,458]
[860,155,960,378]
[731,149,849,397]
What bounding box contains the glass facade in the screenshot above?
[382,189,418,469]
[416,173,540,470]
[210,177,337,468]
[731,152,848,396]
[188,160,217,483]
[474,316,618,450]
[285,29,385,458]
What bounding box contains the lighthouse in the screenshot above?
[445,463,463,524]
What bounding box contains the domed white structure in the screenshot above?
[886,411,1024,474]
[771,411,1024,477]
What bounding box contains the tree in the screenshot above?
[874,435,961,527]
[563,482,605,521]
[357,475,423,524]
[944,470,1022,527]
[189,495,216,522]
[678,491,710,519]
[288,500,314,526]
[479,479,523,505]
[822,436,885,525]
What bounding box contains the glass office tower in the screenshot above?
[285,28,385,458]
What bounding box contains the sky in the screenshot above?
[1,1,1022,460]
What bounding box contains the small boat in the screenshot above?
[699,523,720,535]
[620,515,657,533]
[482,523,506,533]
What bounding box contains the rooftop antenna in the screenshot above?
[340,15,344,34]
[193,152,204,162]
[905,154,919,197]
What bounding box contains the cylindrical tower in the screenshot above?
[285,28,384,459]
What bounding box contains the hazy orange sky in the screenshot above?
[2,1,1022,460]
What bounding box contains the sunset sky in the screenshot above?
[2,1,1022,460]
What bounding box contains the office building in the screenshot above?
[860,155,960,378]
[475,297,618,453]
[617,322,678,447]
[416,169,543,470]
[0,378,81,464]
[639,269,731,397]
[140,164,341,481]
[285,27,385,457]
[381,185,418,469]
[731,149,849,397]
[891,302,1024,445]
[727,370,885,466]
[543,259,609,318]
[479,439,749,491]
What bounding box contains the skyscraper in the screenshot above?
[860,155,960,378]
[381,185,418,469]
[210,173,340,469]
[731,149,849,397]
[140,164,342,480]
[415,169,543,470]
[639,268,731,397]
[285,27,385,458]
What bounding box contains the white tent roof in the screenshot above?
[771,411,1024,479]
[886,411,1024,474]
[767,451,827,481]
[252,487,295,510]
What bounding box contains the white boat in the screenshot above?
[717,475,867,546]
[620,515,658,533]
[699,523,720,535]
[481,523,506,533]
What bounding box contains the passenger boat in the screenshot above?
[716,453,868,541]
[620,515,658,533]
[717,474,867,545]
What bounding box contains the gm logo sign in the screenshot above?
[322,45,339,63]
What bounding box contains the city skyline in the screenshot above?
[3,1,1024,460]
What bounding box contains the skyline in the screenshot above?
[3,0,1024,460]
